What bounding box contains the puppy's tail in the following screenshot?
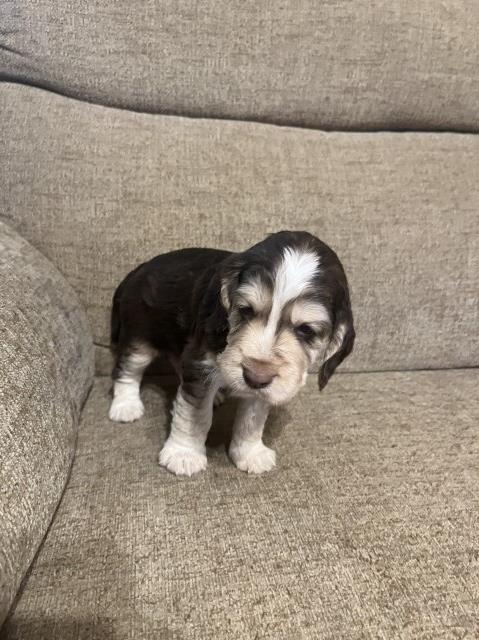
[111,262,146,346]
[110,283,123,346]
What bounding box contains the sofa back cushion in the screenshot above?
[1,83,478,374]
[1,0,479,131]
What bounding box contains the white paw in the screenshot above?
[159,439,207,477]
[229,441,276,474]
[109,396,144,423]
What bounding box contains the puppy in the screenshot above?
[109,231,355,476]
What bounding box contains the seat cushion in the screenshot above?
[1,370,478,639]
[1,83,478,375]
[1,1,479,131]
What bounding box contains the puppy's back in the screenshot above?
[111,248,231,353]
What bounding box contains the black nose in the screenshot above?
[242,366,274,389]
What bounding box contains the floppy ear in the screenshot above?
[318,288,355,391]
[219,254,250,311]
[220,278,232,311]
[197,254,245,351]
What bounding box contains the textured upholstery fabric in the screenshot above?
[1,83,478,374]
[1,370,478,639]
[0,222,94,626]
[2,0,478,635]
[1,1,479,131]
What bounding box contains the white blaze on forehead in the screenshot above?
[274,248,319,306]
[257,248,319,353]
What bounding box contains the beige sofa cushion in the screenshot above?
[0,222,93,626]
[1,83,478,374]
[1,370,478,639]
[1,1,479,131]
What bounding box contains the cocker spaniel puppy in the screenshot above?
[109,231,355,476]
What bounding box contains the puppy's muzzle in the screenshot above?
[242,358,278,389]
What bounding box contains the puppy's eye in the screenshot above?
[294,323,316,342]
[238,305,255,320]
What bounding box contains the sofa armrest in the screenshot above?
[0,221,94,626]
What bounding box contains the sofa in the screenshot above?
[1,2,478,638]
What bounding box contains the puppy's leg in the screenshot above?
[159,357,219,477]
[229,398,276,474]
[109,342,156,423]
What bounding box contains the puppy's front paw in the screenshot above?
[109,397,144,423]
[229,441,276,474]
[159,439,207,477]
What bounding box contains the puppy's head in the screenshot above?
[216,231,355,405]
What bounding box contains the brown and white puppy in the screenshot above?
[109,231,355,476]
